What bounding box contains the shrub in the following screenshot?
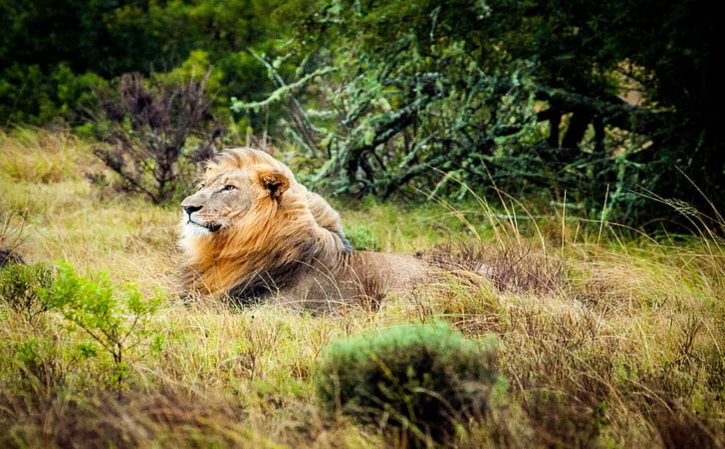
[10,336,70,396]
[316,323,500,446]
[0,262,52,320]
[38,262,164,393]
[91,72,222,204]
[345,224,381,251]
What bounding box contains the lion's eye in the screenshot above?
[221,185,236,192]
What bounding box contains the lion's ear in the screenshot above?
[257,169,290,199]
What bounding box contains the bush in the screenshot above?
[0,63,107,126]
[38,262,164,392]
[91,72,222,204]
[316,323,501,446]
[0,262,52,320]
[345,224,381,251]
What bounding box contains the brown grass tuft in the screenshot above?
[425,241,566,295]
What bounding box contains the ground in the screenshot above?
[0,128,723,448]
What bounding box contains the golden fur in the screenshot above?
[179,148,426,308]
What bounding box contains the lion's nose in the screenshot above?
[183,205,202,215]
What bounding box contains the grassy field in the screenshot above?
[0,128,723,448]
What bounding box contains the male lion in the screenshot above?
[179,148,428,310]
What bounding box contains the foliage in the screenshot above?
[316,323,501,445]
[38,262,164,392]
[91,72,221,204]
[0,262,52,321]
[235,21,541,200]
[0,0,290,128]
[244,0,722,227]
[345,224,381,251]
[0,63,108,126]
[2,0,721,225]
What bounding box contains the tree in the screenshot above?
[0,0,291,127]
[247,0,722,225]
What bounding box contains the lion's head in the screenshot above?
[180,157,291,237]
[179,148,351,300]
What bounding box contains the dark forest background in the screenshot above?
[1,0,722,228]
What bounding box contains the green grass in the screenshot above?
[0,127,723,448]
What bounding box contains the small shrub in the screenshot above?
[39,262,164,393]
[316,323,501,446]
[0,262,52,320]
[11,336,71,396]
[91,72,223,204]
[345,224,381,251]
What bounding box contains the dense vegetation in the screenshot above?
[0,0,289,127]
[1,0,721,226]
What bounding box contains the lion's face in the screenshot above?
[180,165,289,238]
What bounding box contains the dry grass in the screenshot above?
[0,127,723,448]
[0,127,88,183]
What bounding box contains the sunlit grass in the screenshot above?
[0,127,88,183]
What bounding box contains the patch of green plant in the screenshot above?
[0,262,53,320]
[39,262,164,393]
[9,336,68,395]
[316,322,501,446]
[345,224,381,251]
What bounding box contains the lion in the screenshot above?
[179,147,428,310]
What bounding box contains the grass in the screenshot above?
[0,127,723,448]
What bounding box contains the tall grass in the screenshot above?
[0,127,722,448]
[0,127,88,183]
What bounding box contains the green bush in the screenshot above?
[0,63,107,125]
[0,262,52,320]
[10,336,70,395]
[316,323,500,446]
[345,224,381,251]
[38,262,164,392]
